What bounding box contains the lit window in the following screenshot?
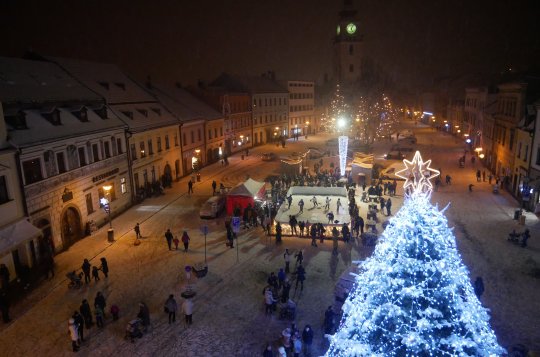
[121,178,127,194]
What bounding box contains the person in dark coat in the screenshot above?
[82,259,91,284]
[386,198,392,216]
[263,343,273,357]
[94,292,106,317]
[0,264,9,292]
[188,180,194,195]
[0,292,10,323]
[276,222,282,243]
[137,302,150,332]
[181,230,190,252]
[302,325,314,356]
[212,180,217,195]
[165,229,174,250]
[100,257,109,278]
[72,310,85,342]
[164,294,178,324]
[92,266,100,282]
[80,299,93,328]
[295,264,306,291]
[474,277,484,298]
[324,306,335,334]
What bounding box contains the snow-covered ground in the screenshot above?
[0,123,538,356]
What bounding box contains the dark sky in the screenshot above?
[1,0,538,91]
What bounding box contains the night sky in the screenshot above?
[1,0,538,91]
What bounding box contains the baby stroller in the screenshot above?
[66,271,83,289]
[125,319,143,342]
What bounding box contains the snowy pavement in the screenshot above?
[0,125,538,355]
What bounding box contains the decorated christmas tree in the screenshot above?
[326,152,505,356]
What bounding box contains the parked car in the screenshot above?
[308,147,324,159]
[199,195,226,219]
[261,153,276,161]
[379,163,406,180]
[384,151,405,160]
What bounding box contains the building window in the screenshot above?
[86,193,94,215]
[148,139,153,155]
[117,138,123,154]
[517,142,522,159]
[104,141,111,158]
[43,150,57,177]
[57,152,67,174]
[22,158,43,184]
[140,142,146,158]
[130,143,137,160]
[78,147,87,167]
[137,109,148,117]
[208,130,212,140]
[214,128,218,138]
[165,135,170,149]
[174,134,178,147]
[157,137,162,152]
[0,176,9,204]
[349,44,354,55]
[92,143,100,162]
[121,178,127,194]
[43,109,62,126]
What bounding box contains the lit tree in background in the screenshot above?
[354,93,399,145]
[321,84,348,132]
[326,152,505,356]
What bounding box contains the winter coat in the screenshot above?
[165,297,178,312]
[181,233,190,244]
[296,266,306,281]
[94,294,106,310]
[68,320,79,341]
[182,299,194,315]
[100,259,109,275]
[82,260,91,274]
[302,326,314,344]
[80,302,92,318]
[264,290,276,305]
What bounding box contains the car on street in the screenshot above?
[308,147,325,159]
[379,163,406,180]
[384,151,405,160]
[199,195,226,219]
[261,153,276,161]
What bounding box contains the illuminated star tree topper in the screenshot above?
[395,151,439,197]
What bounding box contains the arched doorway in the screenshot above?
[35,218,54,255]
[61,207,82,249]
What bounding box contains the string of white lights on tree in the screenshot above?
[325,152,505,356]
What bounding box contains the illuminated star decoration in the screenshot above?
[395,151,439,196]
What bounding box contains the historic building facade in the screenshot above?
[285,80,315,137]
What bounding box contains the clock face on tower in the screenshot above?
[346,23,357,35]
[337,25,340,35]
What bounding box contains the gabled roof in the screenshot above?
[228,178,266,197]
[48,57,157,104]
[0,56,102,103]
[149,84,222,123]
[211,73,287,94]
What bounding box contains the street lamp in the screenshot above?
[102,185,114,242]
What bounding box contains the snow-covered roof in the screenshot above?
[8,106,126,147]
[109,103,179,131]
[149,85,222,123]
[0,56,102,103]
[228,178,266,197]
[48,57,156,104]
[211,73,287,94]
[0,218,41,256]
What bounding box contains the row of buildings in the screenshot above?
[0,55,317,282]
[424,74,540,210]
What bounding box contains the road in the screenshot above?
[0,120,538,356]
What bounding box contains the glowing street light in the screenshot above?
[337,117,347,128]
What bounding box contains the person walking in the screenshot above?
[482,170,486,182]
[311,196,318,208]
[276,222,282,243]
[287,195,293,209]
[310,225,318,247]
[165,229,174,250]
[94,292,106,318]
[277,268,286,289]
[81,259,91,284]
[295,250,304,266]
[298,199,304,214]
[165,294,178,324]
[488,173,493,184]
[386,198,392,216]
[469,184,474,192]
[188,180,194,195]
[324,306,335,334]
[181,230,190,252]
[0,292,10,323]
[100,257,109,278]
[72,311,85,343]
[379,197,386,214]
[94,305,104,328]
[326,211,334,224]
[299,221,305,237]
[474,276,484,299]
[289,215,298,236]
[332,227,339,255]
[284,249,291,273]
[80,299,93,328]
[336,198,342,214]
[91,266,100,282]
[295,264,306,291]
[324,197,331,211]
[68,318,80,352]
[302,325,314,356]
[182,298,194,325]
[137,302,151,332]
[263,286,276,316]
[212,180,217,195]
[476,170,481,182]
[134,223,142,239]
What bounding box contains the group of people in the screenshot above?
[263,323,315,357]
[164,229,191,252]
[164,294,194,326]
[81,257,109,284]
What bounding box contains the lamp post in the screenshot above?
[102,185,114,242]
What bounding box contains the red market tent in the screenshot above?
[226,178,266,215]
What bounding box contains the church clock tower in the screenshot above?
[333,0,362,88]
